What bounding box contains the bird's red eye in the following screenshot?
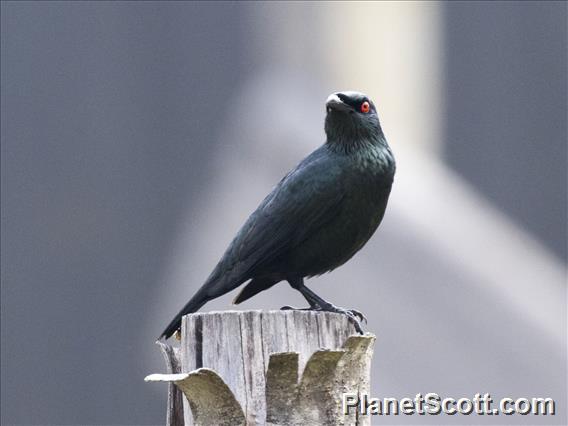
[360,101,370,113]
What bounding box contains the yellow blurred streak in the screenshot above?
[320,2,444,154]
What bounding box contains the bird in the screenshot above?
[160,90,395,340]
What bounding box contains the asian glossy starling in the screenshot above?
[160,91,395,339]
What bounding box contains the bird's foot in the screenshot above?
[347,308,367,324]
[319,303,366,334]
[280,304,366,334]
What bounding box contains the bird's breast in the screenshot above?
[286,167,392,276]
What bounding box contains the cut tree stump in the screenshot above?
[146,310,376,426]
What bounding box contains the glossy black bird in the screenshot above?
[160,91,395,339]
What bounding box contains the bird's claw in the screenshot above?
[316,304,365,334]
[348,309,367,324]
[343,310,365,334]
[280,304,366,334]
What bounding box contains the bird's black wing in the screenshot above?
[159,146,345,339]
[206,146,346,292]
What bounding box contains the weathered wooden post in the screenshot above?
[146,310,376,426]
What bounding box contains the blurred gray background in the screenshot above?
[1,2,566,425]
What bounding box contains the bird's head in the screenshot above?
[324,91,384,149]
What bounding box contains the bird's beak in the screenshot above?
[326,93,352,112]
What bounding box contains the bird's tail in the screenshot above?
[159,287,209,340]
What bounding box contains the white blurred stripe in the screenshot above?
[322,1,566,344]
[392,144,566,344]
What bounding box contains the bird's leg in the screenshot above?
[296,282,367,326]
[280,277,318,311]
[282,277,367,334]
